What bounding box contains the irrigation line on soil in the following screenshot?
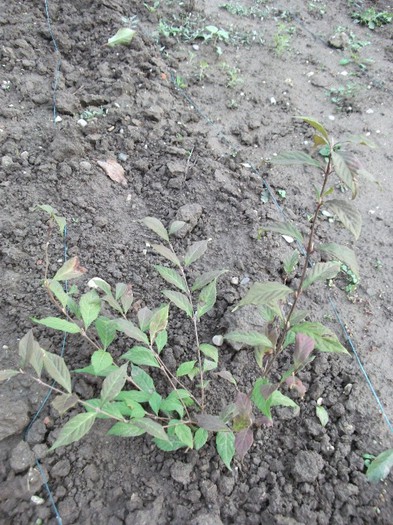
[170,75,393,435]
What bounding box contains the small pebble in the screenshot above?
[344,383,353,395]
[77,118,87,127]
[328,115,335,121]
[31,496,45,505]
[20,151,29,160]
[240,276,250,286]
[366,108,374,114]
[118,152,128,162]
[212,335,224,347]
[1,155,13,168]
[55,116,62,123]
[270,97,277,105]
[231,277,239,285]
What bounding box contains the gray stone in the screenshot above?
[293,451,324,482]
[1,155,13,168]
[0,396,30,441]
[27,465,48,494]
[190,513,223,525]
[328,32,350,49]
[167,160,185,176]
[10,441,35,473]
[79,160,92,172]
[126,495,164,525]
[175,203,203,237]
[170,461,193,485]
[57,91,80,115]
[51,459,71,478]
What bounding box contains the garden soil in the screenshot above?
[1,0,393,524]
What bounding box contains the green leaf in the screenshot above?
[118,284,134,314]
[131,365,155,394]
[154,436,185,451]
[155,330,167,353]
[192,269,228,291]
[84,399,124,420]
[116,390,151,404]
[50,412,96,450]
[194,428,209,450]
[52,393,79,416]
[325,199,362,240]
[53,257,87,281]
[289,322,349,354]
[316,405,329,427]
[216,431,235,470]
[121,346,159,368]
[175,424,193,448]
[107,422,145,437]
[154,265,187,292]
[142,217,169,242]
[101,363,128,404]
[169,220,186,235]
[366,449,393,482]
[199,343,218,363]
[102,294,123,314]
[303,261,341,290]
[134,418,169,441]
[160,398,185,418]
[88,277,112,295]
[270,390,298,409]
[74,364,118,377]
[148,392,162,415]
[92,350,113,374]
[176,360,197,377]
[203,359,217,372]
[162,290,193,318]
[197,280,217,318]
[184,240,209,267]
[283,250,300,275]
[37,204,67,236]
[271,151,321,168]
[225,331,273,348]
[115,319,149,344]
[79,290,101,329]
[43,351,72,393]
[137,307,153,332]
[234,282,293,311]
[295,116,329,141]
[95,317,117,350]
[332,151,357,198]
[342,134,376,149]
[251,378,274,419]
[317,243,359,279]
[149,304,169,340]
[259,221,303,243]
[107,27,136,47]
[151,244,181,267]
[215,370,237,386]
[48,280,69,309]
[0,369,20,381]
[19,330,42,374]
[33,317,81,334]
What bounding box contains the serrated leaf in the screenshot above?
[294,333,315,365]
[33,317,81,334]
[131,365,155,394]
[160,398,185,418]
[43,352,72,393]
[317,243,359,279]
[155,330,167,353]
[199,343,218,363]
[366,449,393,482]
[289,322,349,354]
[342,134,376,149]
[225,331,273,348]
[115,319,149,344]
[162,290,193,318]
[119,284,134,314]
[192,269,228,291]
[101,363,128,404]
[270,390,298,409]
[302,261,341,290]
[137,307,153,332]
[316,405,329,427]
[48,280,69,309]
[121,346,159,368]
[194,428,209,450]
[271,151,321,168]
[107,27,136,47]
[0,369,20,381]
[142,217,169,242]
[102,293,123,314]
[135,418,169,441]
[154,265,187,292]
[195,413,228,431]
[107,422,145,437]
[19,330,41,373]
[260,221,303,243]
[148,392,162,415]
[175,424,193,448]
[88,277,112,295]
[197,280,217,318]
[169,220,186,235]
[176,360,196,377]
[50,412,96,450]
[149,304,169,340]
[95,317,117,350]
[184,240,209,267]
[53,257,87,281]
[116,390,151,404]
[235,428,254,461]
[216,431,235,470]
[151,244,181,267]
[79,290,101,329]
[296,116,329,141]
[332,151,357,198]
[283,250,300,275]
[325,199,362,240]
[235,282,293,311]
[52,393,79,416]
[92,350,113,374]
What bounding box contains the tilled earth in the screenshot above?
[0,0,392,524]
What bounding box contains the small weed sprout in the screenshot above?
[1,119,376,470]
[274,23,295,56]
[352,8,392,29]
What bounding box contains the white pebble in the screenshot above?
[77,118,88,128]
[212,335,224,347]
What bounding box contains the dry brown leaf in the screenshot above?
[96,159,127,187]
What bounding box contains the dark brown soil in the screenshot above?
[1,0,392,524]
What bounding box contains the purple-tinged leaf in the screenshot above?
[325,199,362,240]
[235,392,252,416]
[53,256,87,281]
[286,376,307,398]
[215,370,237,386]
[255,415,273,427]
[235,428,254,460]
[195,413,228,432]
[120,284,134,314]
[52,393,79,416]
[294,333,315,365]
[271,150,321,168]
